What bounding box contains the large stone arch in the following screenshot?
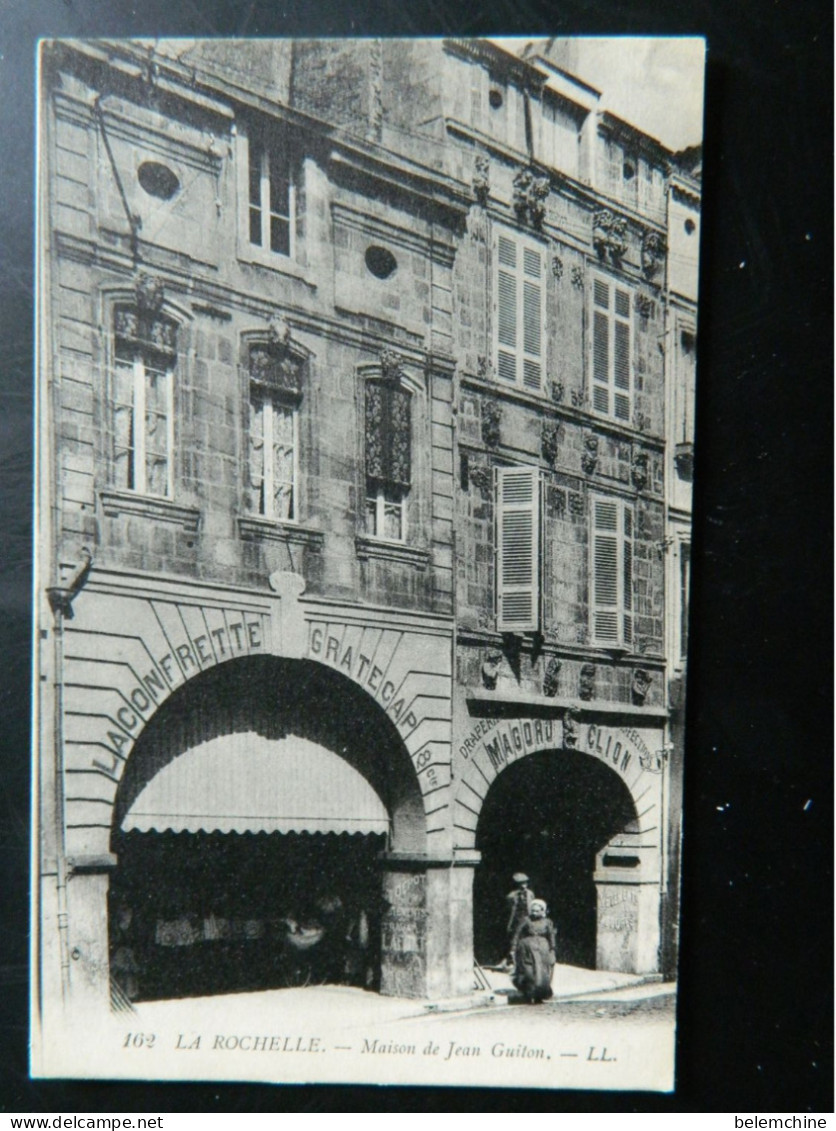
[58,572,456,1005]
[60,572,452,862]
[453,712,665,974]
[110,654,426,853]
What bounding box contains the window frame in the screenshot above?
[589,271,634,424]
[363,376,413,546]
[589,493,634,650]
[237,121,296,267]
[246,385,300,523]
[492,226,548,394]
[110,311,176,500]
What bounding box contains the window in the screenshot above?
[591,275,632,422]
[111,306,176,497]
[248,131,293,257]
[496,465,540,632]
[495,231,546,392]
[679,542,691,659]
[246,342,303,522]
[590,496,633,648]
[365,378,411,542]
[248,391,297,521]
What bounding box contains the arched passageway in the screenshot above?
[108,657,424,1003]
[474,748,637,969]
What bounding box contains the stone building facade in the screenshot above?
[35,38,697,1021]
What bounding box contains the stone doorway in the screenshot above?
[473,748,638,970]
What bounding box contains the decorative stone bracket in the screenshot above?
[641,229,667,281]
[581,433,599,476]
[512,168,550,229]
[481,397,502,448]
[593,210,628,263]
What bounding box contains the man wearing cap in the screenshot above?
[504,872,534,966]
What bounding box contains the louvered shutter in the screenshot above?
[496,233,545,389]
[592,279,611,413]
[622,505,633,645]
[497,235,518,383]
[497,466,540,632]
[522,246,543,390]
[592,499,620,643]
[591,277,632,421]
[592,497,634,647]
[613,286,631,421]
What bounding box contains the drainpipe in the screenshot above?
[46,549,93,1003]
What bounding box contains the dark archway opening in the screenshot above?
[474,748,636,969]
[110,830,384,1002]
[108,656,424,1004]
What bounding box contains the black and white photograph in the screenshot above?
[28,34,708,1091]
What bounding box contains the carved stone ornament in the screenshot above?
[481,651,502,690]
[635,292,654,320]
[469,464,493,499]
[267,314,293,350]
[541,421,559,465]
[512,167,550,229]
[477,354,489,379]
[571,265,585,289]
[579,663,596,701]
[563,706,581,748]
[543,656,561,698]
[581,433,599,476]
[641,229,667,280]
[135,272,165,315]
[632,667,652,705]
[481,397,502,449]
[379,347,403,382]
[568,491,584,518]
[552,255,564,281]
[631,449,649,491]
[550,380,565,404]
[592,209,628,263]
[472,153,490,206]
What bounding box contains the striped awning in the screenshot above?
[121,733,390,836]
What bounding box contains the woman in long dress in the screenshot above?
[511,898,556,1003]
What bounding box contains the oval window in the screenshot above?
[137,161,181,201]
[684,218,696,235]
[488,87,504,110]
[365,246,397,280]
[623,160,636,181]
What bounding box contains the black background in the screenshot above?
[1,0,831,1114]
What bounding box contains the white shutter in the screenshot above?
[497,235,518,383]
[592,498,619,643]
[497,466,540,632]
[592,279,610,414]
[591,276,632,422]
[522,245,543,390]
[592,497,634,647]
[495,231,545,389]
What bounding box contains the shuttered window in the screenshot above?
[591,275,632,423]
[496,466,540,632]
[495,231,545,391]
[591,496,634,647]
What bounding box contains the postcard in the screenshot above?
[31,34,704,1090]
